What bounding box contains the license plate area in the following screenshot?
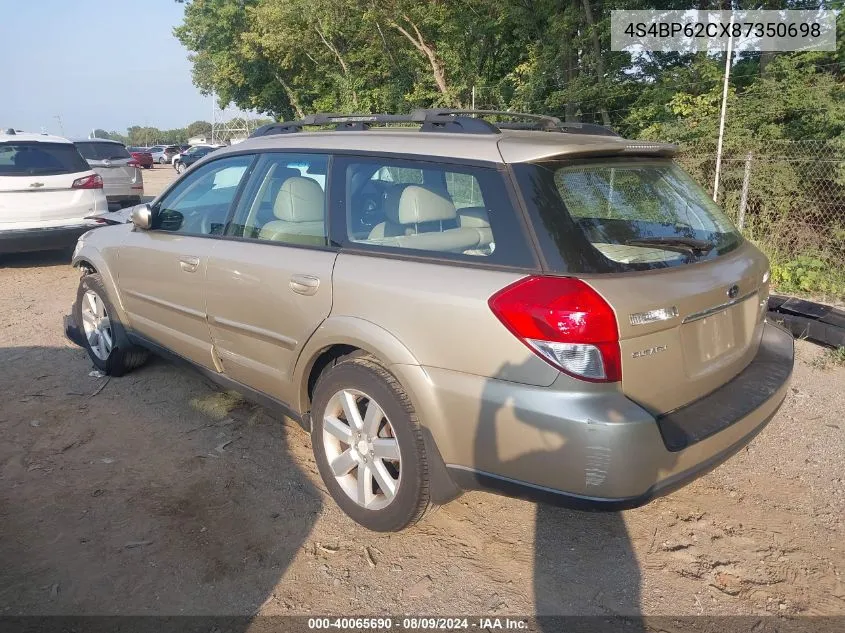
[681,295,757,378]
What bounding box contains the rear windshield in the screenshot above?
[513,158,742,273]
[0,142,90,176]
[75,142,131,161]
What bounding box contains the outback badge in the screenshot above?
[632,345,668,359]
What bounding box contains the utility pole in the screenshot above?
[211,91,217,144]
[712,12,735,203]
[53,115,65,137]
[471,86,476,110]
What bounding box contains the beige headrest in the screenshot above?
[274,176,324,222]
[385,185,457,225]
[458,207,490,228]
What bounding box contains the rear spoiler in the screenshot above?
[499,138,678,164]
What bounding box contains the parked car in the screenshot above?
[126,147,154,169]
[170,144,191,165]
[161,145,182,164]
[172,145,215,173]
[146,145,169,164]
[0,130,106,254]
[65,110,794,532]
[73,139,143,209]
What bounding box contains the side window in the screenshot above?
[341,157,533,266]
[153,155,253,235]
[227,153,329,247]
[445,172,484,209]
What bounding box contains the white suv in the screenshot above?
[0,131,107,254]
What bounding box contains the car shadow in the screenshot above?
[0,344,321,621]
[473,359,679,628]
[0,249,72,268]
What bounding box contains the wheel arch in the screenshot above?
[295,316,461,505]
[72,248,130,327]
[294,315,421,420]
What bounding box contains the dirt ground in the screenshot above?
[0,164,843,620]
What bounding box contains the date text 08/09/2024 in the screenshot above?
[307,617,529,630]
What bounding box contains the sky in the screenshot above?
[1,0,238,138]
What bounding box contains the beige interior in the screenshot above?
[259,176,325,244]
[365,185,493,254]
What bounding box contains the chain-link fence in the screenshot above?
[676,139,845,295]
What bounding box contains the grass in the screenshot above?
[809,346,845,371]
[189,390,246,420]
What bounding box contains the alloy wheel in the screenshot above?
[80,290,113,361]
[322,388,401,510]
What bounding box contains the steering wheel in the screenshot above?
[358,192,382,227]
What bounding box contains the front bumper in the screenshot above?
[401,321,793,510]
[0,224,93,255]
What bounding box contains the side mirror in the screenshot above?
[130,203,153,230]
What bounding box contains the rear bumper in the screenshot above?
[105,194,142,208]
[401,321,793,509]
[0,224,93,255]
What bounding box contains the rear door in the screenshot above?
[114,154,255,368]
[512,157,769,414]
[205,152,336,402]
[75,141,140,199]
[0,140,104,227]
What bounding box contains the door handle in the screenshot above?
[179,256,200,273]
[289,274,320,296]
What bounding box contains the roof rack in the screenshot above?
[249,109,619,138]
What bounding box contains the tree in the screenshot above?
[186,120,212,138]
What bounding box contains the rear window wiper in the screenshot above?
[625,237,715,258]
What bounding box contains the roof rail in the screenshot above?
[249,109,619,138]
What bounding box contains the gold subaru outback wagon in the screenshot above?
[65,110,794,532]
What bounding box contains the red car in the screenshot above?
[126,147,154,169]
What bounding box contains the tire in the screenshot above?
[175,162,185,174]
[74,273,148,377]
[311,355,430,532]
[158,157,166,164]
[144,164,152,170]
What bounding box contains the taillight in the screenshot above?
[71,174,103,189]
[488,276,621,382]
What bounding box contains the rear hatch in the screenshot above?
[75,141,140,195]
[0,140,101,224]
[512,156,769,414]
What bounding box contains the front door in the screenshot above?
[205,152,336,402]
[115,154,255,368]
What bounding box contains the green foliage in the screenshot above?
[91,118,272,147]
[770,254,845,299]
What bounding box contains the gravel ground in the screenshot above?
[0,165,843,619]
